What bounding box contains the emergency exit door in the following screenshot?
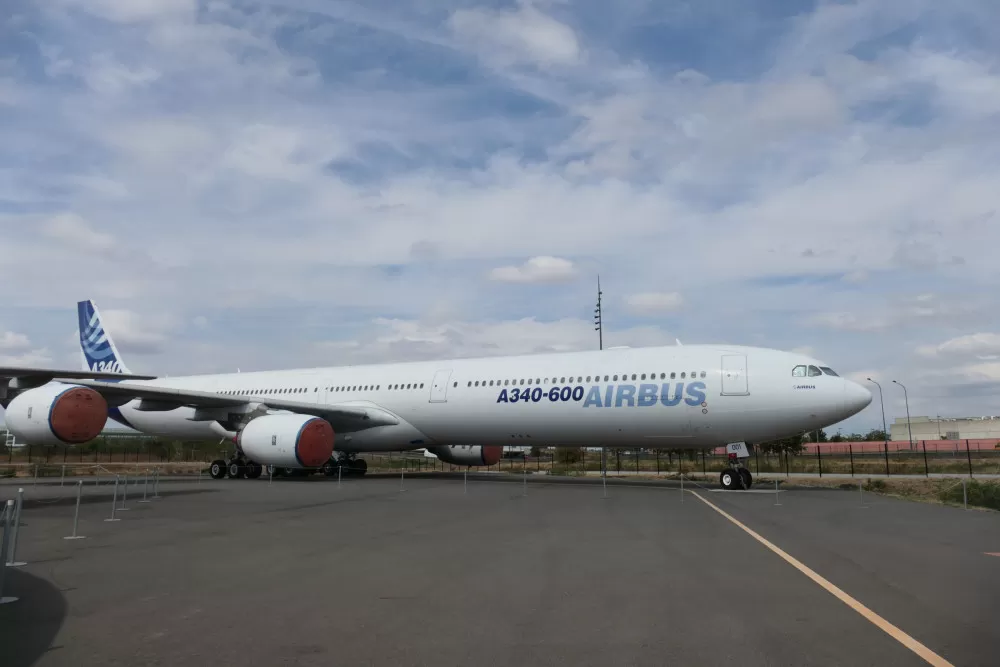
[429,369,452,403]
[721,355,749,396]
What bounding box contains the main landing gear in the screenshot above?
[209,456,263,480]
[719,453,752,490]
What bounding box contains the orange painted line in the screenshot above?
[690,490,954,667]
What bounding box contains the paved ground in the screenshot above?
[0,475,997,666]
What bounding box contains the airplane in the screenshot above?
[1,300,872,489]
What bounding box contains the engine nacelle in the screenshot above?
[4,383,108,446]
[237,414,334,468]
[427,445,502,467]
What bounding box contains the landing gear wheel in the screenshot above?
[739,468,752,489]
[210,460,227,479]
[246,462,263,479]
[720,470,737,490]
[228,462,246,479]
[322,461,337,477]
[353,458,368,475]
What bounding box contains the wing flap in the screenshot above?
[70,379,400,433]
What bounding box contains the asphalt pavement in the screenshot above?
[0,474,996,666]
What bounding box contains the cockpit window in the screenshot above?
[807,365,822,377]
[820,367,839,376]
[792,365,807,377]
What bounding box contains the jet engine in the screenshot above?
[4,383,108,446]
[427,445,502,467]
[237,413,334,468]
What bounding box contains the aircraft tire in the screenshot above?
[210,460,227,479]
[720,470,737,490]
[246,462,263,479]
[322,461,337,477]
[739,468,752,489]
[228,462,246,479]
[353,458,368,475]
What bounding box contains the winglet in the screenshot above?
[77,300,131,374]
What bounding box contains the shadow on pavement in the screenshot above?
[0,569,67,667]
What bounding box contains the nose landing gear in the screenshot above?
[720,445,753,490]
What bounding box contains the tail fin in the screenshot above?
[77,300,131,374]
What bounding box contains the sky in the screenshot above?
[1,0,999,437]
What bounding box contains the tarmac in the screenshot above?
[0,474,997,666]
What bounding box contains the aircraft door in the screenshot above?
[429,369,452,403]
[721,355,749,396]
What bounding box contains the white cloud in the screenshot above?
[40,213,115,253]
[448,3,581,68]
[53,0,198,24]
[625,292,684,314]
[0,348,53,367]
[489,256,577,284]
[2,0,1000,436]
[0,332,31,351]
[316,316,670,364]
[98,309,172,354]
[917,333,1000,359]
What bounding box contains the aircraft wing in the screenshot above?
[0,367,157,391]
[69,379,400,433]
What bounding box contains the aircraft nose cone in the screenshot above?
[843,380,872,414]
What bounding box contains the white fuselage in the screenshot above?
[108,344,872,453]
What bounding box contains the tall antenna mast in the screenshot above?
[594,275,603,351]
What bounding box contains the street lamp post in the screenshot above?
[867,378,890,476]
[893,381,914,452]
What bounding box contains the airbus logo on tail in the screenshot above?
[89,360,125,373]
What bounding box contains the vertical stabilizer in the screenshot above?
[77,300,131,374]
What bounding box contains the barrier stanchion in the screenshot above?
[33,465,38,487]
[6,488,25,567]
[773,480,781,506]
[963,479,967,510]
[105,476,121,522]
[152,469,161,499]
[139,471,151,503]
[64,480,86,540]
[0,500,18,604]
[337,464,342,489]
[118,474,130,511]
[464,468,467,495]
[61,465,66,487]
[400,466,405,492]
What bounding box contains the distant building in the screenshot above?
[891,416,1000,442]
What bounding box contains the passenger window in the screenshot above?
[631,374,636,381]
[641,374,646,380]
[468,382,472,387]
[792,365,807,377]
[613,375,618,381]
[700,371,706,378]
[807,365,822,377]
[520,379,525,385]
[474,381,479,387]
[681,372,686,379]
[560,376,566,383]
[527,378,532,385]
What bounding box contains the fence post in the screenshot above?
[701,449,706,474]
[849,444,854,477]
[883,441,890,477]
[656,450,660,474]
[0,500,18,604]
[105,476,120,522]
[64,480,85,540]
[816,446,822,477]
[754,446,760,474]
[922,441,929,477]
[6,489,25,567]
[962,479,967,509]
[61,464,66,487]
[966,440,973,478]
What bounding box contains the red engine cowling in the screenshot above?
[4,384,108,446]
[237,414,334,468]
[427,445,503,467]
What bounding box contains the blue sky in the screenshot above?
[1,0,999,436]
